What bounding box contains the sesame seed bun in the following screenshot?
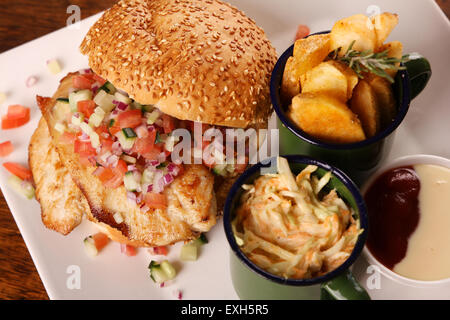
[80,0,277,128]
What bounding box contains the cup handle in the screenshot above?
[404,55,432,100]
[320,269,371,300]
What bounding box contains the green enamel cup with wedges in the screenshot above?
[270,31,432,185]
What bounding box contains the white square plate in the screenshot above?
[0,0,449,299]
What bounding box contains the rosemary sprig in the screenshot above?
[329,40,410,83]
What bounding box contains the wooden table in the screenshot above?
[0,0,449,300]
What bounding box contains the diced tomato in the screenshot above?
[80,155,96,167]
[295,24,310,40]
[161,114,175,133]
[118,110,142,129]
[7,105,30,120]
[120,244,137,257]
[132,131,156,155]
[77,100,96,117]
[98,167,124,188]
[92,74,107,86]
[116,159,128,175]
[72,74,95,90]
[143,192,167,209]
[74,140,96,157]
[141,144,163,160]
[59,132,77,144]
[152,246,168,256]
[108,120,121,135]
[0,141,14,157]
[2,162,32,180]
[1,105,30,129]
[92,232,110,251]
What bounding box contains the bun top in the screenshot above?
[80,0,277,128]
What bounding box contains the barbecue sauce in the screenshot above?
[365,166,421,269]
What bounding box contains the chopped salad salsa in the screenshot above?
[52,69,248,210]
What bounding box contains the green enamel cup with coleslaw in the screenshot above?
[223,156,370,300]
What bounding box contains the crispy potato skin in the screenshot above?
[289,93,365,144]
[281,34,331,102]
[330,14,377,54]
[34,73,218,246]
[378,40,403,78]
[365,74,397,128]
[350,80,381,138]
[300,60,357,102]
[371,13,399,48]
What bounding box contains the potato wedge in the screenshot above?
[281,34,331,101]
[330,14,377,55]
[365,74,397,128]
[281,56,301,103]
[300,61,348,102]
[328,60,359,100]
[350,80,381,137]
[371,13,399,48]
[377,41,403,78]
[288,93,365,144]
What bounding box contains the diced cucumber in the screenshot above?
[69,90,92,112]
[80,122,94,135]
[160,260,176,280]
[121,154,137,164]
[154,132,163,144]
[141,168,154,184]
[88,113,104,127]
[165,135,179,152]
[54,101,71,122]
[132,101,143,110]
[71,112,84,126]
[193,233,208,245]
[142,104,154,112]
[94,90,115,112]
[114,92,131,105]
[7,175,35,199]
[116,130,136,150]
[83,236,98,257]
[146,109,161,124]
[180,243,198,261]
[99,81,116,94]
[212,164,227,176]
[56,97,69,103]
[108,119,115,128]
[124,171,139,191]
[122,128,137,139]
[90,131,100,149]
[54,122,67,133]
[149,261,169,284]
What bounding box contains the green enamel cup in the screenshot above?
[270,32,432,185]
[223,155,370,300]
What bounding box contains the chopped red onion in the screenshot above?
[113,100,128,111]
[147,184,153,193]
[136,194,143,204]
[111,141,123,155]
[163,174,174,185]
[26,76,38,88]
[148,160,159,167]
[136,125,148,138]
[127,164,137,172]
[111,110,119,116]
[79,132,90,141]
[116,88,128,97]
[80,68,92,74]
[140,205,149,213]
[127,191,137,203]
[147,125,156,132]
[106,154,119,167]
